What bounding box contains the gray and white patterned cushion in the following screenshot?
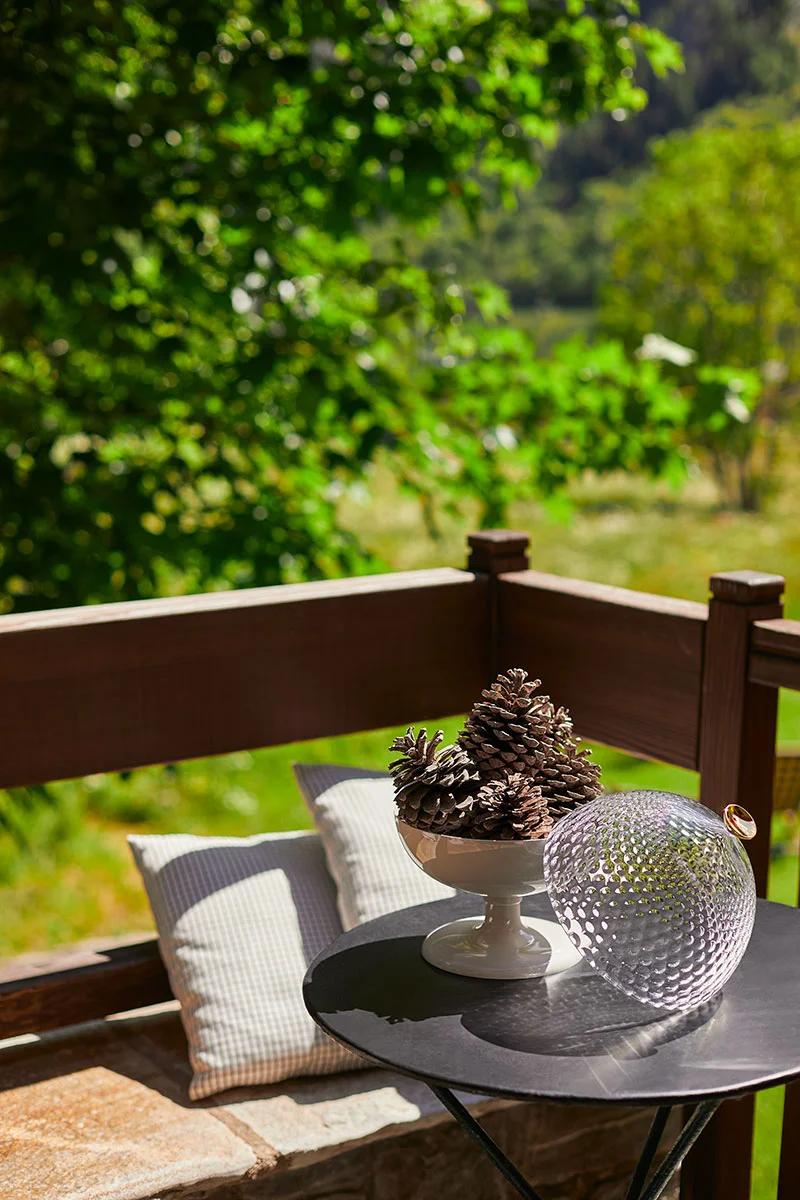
[292,763,454,930]
[128,830,363,1099]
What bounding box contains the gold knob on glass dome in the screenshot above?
[723,804,757,841]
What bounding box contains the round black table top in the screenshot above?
[304,894,800,1107]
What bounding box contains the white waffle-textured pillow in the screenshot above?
[128,830,363,1099]
[292,763,455,930]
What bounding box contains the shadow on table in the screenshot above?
[463,972,720,1059]
[306,935,719,1060]
[308,936,487,1024]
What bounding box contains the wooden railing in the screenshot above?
[1,528,800,1200]
[750,618,800,690]
[0,567,488,788]
[496,571,706,768]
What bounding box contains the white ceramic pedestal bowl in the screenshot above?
[398,821,583,980]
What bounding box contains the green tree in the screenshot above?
[410,177,619,312]
[414,326,687,527]
[601,105,800,510]
[547,0,797,194]
[0,0,680,612]
[404,1,797,316]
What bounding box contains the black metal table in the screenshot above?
[304,894,800,1200]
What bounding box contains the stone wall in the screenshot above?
[185,1100,681,1200]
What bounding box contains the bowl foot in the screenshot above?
[421,915,583,980]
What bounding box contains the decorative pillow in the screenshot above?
[128,830,363,1100]
[292,763,455,930]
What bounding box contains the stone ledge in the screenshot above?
[0,1010,514,1200]
[0,1021,255,1200]
[120,1008,516,1175]
[160,1098,681,1200]
[0,1008,682,1200]
[211,1070,513,1171]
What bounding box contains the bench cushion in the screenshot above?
[128,831,362,1099]
[293,763,453,928]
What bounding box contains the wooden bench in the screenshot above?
[0,995,674,1200]
[1,530,798,1200]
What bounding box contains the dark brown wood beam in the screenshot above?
[467,529,530,680]
[749,653,800,691]
[0,939,170,1038]
[495,571,707,769]
[751,617,800,660]
[0,568,488,789]
[697,571,785,875]
[749,618,800,690]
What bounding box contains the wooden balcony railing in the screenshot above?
[0,567,488,788]
[1,529,800,1200]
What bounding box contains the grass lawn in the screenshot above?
[3,460,799,1198]
[339,460,800,619]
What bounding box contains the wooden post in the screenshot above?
[681,569,784,1200]
[467,530,530,680]
[698,571,784,885]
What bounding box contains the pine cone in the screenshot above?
[551,705,574,749]
[458,668,556,781]
[457,667,602,823]
[538,745,602,819]
[389,728,480,833]
[463,773,554,840]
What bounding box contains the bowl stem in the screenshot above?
[480,895,531,952]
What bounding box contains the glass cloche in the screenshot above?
[543,790,757,1010]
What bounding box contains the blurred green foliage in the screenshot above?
[601,105,800,509]
[406,0,797,314]
[546,0,797,193]
[406,178,617,310]
[416,327,688,527]
[0,0,683,612]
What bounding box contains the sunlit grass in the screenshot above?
[340,455,800,619]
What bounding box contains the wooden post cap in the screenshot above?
[467,530,530,575]
[709,571,785,605]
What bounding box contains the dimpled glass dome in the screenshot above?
[543,790,757,1010]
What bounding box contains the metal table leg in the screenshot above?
[428,1085,723,1200]
[626,1107,672,1200]
[637,1101,721,1200]
[428,1085,545,1200]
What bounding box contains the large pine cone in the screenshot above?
[538,746,602,819]
[458,668,556,781]
[458,667,602,822]
[389,728,480,833]
[463,773,554,840]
